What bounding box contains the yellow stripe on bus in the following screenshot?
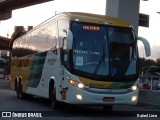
[78,76,112,89]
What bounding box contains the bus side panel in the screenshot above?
[25,51,62,99]
[27,52,47,88]
[10,55,34,92]
[24,52,48,97]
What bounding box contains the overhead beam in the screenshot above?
[0,0,53,20]
[0,11,12,20]
[0,0,53,11]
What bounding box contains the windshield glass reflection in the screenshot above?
[71,22,136,77]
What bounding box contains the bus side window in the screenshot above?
[58,20,69,48]
[47,23,57,53]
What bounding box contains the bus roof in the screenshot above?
[60,12,132,28]
[14,12,132,40]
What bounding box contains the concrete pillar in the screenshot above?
[0,11,12,20]
[105,0,140,35]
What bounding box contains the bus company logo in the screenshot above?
[48,58,56,65]
[17,59,29,67]
[2,112,11,117]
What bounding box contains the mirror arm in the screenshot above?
[137,36,151,57]
[63,29,73,49]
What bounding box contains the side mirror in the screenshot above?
[63,29,73,49]
[137,36,151,57]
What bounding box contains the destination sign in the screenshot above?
[83,26,100,31]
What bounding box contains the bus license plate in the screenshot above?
[103,97,115,102]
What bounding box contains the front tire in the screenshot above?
[49,82,61,110]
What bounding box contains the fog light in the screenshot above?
[76,94,83,100]
[132,96,137,102]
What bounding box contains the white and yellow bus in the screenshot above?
[10,12,150,111]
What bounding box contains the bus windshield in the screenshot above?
[71,22,136,79]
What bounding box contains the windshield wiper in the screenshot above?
[93,45,105,75]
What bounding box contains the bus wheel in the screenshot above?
[103,105,113,112]
[49,83,61,110]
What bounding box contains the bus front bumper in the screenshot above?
[64,86,139,105]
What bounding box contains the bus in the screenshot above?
[10,12,150,111]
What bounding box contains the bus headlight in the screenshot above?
[131,85,138,91]
[69,79,86,89]
[77,83,85,89]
